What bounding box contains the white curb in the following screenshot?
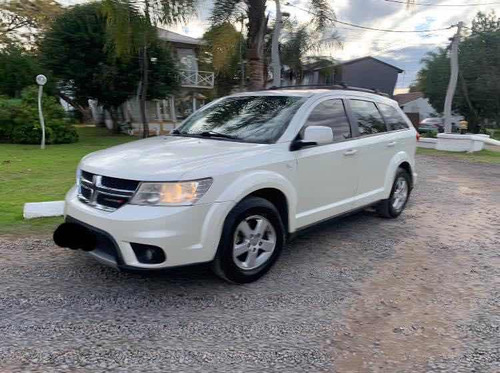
[23,201,65,219]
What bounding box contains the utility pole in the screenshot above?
[443,21,463,134]
[271,0,282,87]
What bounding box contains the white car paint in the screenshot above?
[64,89,417,270]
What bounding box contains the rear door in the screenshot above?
[377,102,412,155]
[294,98,359,228]
[346,99,394,208]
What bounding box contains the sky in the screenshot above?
[167,0,500,91]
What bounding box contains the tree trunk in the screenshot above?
[109,107,121,134]
[139,46,150,138]
[271,0,282,87]
[459,72,479,133]
[57,92,93,123]
[247,0,268,91]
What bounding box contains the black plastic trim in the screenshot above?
[65,216,125,266]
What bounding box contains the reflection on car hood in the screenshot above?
[80,136,267,181]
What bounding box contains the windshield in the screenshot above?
[175,95,305,143]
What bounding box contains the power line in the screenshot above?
[385,0,500,7]
[284,3,456,33]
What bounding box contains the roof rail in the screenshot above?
[266,84,391,98]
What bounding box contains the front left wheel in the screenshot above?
[212,197,285,284]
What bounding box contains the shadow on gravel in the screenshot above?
[78,208,378,287]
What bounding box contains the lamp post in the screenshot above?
[36,74,47,149]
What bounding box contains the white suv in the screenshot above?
[54,88,417,283]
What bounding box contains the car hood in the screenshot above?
[79,136,268,181]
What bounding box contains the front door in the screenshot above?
[294,98,359,228]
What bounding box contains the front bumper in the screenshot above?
[63,186,233,270]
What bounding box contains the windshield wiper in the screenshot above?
[198,131,237,140]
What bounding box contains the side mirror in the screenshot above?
[291,126,333,151]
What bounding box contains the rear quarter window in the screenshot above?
[378,103,409,131]
[349,100,387,135]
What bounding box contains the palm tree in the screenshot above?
[102,0,196,137]
[211,0,334,91]
[281,24,340,85]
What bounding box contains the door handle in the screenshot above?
[387,141,397,147]
[343,149,358,156]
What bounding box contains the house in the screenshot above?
[333,57,403,96]
[281,56,403,96]
[97,29,214,134]
[394,92,437,127]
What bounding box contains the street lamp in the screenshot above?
[36,74,47,149]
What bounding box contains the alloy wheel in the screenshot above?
[392,176,409,212]
[232,215,277,270]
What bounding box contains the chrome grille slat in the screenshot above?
[96,189,134,198]
[97,186,135,195]
[77,171,138,211]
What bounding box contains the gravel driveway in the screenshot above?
[1,154,499,372]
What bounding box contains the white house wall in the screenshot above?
[402,97,436,119]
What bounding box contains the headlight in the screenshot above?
[130,178,213,206]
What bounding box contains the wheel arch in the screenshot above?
[216,171,297,233]
[398,161,413,189]
[246,188,289,235]
[383,151,415,198]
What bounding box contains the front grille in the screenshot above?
[78,171,139,211]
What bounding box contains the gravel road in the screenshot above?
[1,154,499,372]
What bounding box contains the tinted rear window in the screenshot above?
[378,103,409,131]
[349,100,387,135]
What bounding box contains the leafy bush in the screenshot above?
[0,87,78,144]
[420,130,438,139]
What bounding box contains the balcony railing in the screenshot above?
[179,70,215,89]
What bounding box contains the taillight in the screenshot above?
[416,132,420,141]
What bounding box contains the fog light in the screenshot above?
[130,243,166,264]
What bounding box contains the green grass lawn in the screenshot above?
[417,147,500,164]
[0,127,136,237]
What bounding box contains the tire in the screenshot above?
[377,168,411,219]
[212,196,285,284]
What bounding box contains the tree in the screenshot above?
[42,2,180,132]
[101,0,195,137]
[211,0,334,90]
[0,0,63,46]
[280,22,340,84]
[0,45,54,97]
[201,23,244,97]
[40,2,139,129]
[415,12,500,132]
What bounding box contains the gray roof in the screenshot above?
[337,56,404,73]
[301,56,403,73]
[394,92,424,105]
[157,29,204,46]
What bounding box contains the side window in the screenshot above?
[349,100,387,136]
[378,103,409,131]
[303,99,351,142]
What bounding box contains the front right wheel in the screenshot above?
[212,196,285,284]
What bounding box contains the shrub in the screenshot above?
[0,87,78,144]
[421,130,438,139]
